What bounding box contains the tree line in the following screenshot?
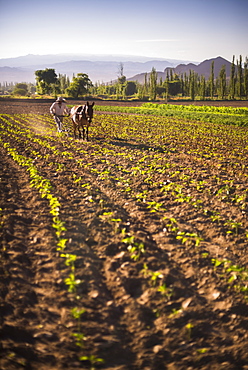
[2,55,247,101]
[96,56,248,101]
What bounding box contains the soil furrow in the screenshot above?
[1,104,248,369]
[0,147,81,369]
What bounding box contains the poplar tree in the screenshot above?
[237,55,243,99]
[218,65,226,99]
[183,73,189,97]
[199,75,206,100]
[164,72,169,102]
[229,55,236,100]
[117,62,126,99]
[189,70,195,101]
[244,57,248,99]
[149,67,157,100]
[209,61,215,99]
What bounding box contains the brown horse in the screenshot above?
[70,102,94,140]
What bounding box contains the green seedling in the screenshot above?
[56,238,68,251]
[110,218,122,233]
[72,332,86,348]
[122,235,145,261]
[48,196,61,216]
[73,174,83,184]
[61,253,77,270]
[210,212,221,224]
[211,257,225,269]
[201,252,209,258]
[71,307,86,320]
[169,308,183,317]
[56,163,65,171]
[98,199,104,208]
[224,219,242,235]
[146,201,166,213]
[52,217,67,238]
[211,258,248,297]
[175,193,192,203]
[176,231,203,247]
[197,348,209,354]
[185,322,194,339]
[0,207,3,228]
[79,354,104,370]
[141,263,150,277]
[157,283,173,299]
[128,242,145,261]
[71,307,86,333]
[135,190,148,202]
[163,217,178,233]
[99,211,113,221]
[64,273,81,293]
[81,182,91,190]
[150,271,164,286]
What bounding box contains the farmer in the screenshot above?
[50,96,70,132]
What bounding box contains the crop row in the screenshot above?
[94,103,248,127]
[1,113,248,244]
[1,113,248,288]
[1,111,248,367]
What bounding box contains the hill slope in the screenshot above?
[128,56,234,83]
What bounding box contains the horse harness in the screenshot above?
[75,105,92,124]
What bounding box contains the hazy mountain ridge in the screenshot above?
[128,56,235,83]
[166,56,235,79]
[0,54,234,85]
[0,54,196,84]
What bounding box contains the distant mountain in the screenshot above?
[48,60,183,83]
[0,66,35,84]
[0,53,196,84]
[165,56,235,79]
[127,56,234,83]
[0,53,194,68]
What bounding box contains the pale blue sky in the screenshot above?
[0,0,247,62]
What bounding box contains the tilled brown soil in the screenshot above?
[0,99,248,370]
[0,98,248,115]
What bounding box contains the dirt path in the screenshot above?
[1,101,248,369]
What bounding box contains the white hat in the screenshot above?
[56,96,65,102]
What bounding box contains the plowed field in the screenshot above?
[0,99,248,370]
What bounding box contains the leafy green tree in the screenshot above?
[168,80,181,96]
[144,73,148,96]
[156,86,166,98]
[229,55,236,100]
[58,73,70,94]
[125,81,137,96]
[35,68,58,95]
[199,75,206,100]
[244,57,248,99]
[237,55,243,99]
[149,67,157,100]
[66,73,93,98]
[218,65,226,99]
[189,70,196,100]
[13,83,28,96]
[209,61,215,99]
[137,82,148,100]
[180,75,185,97]
[183,73,189,97]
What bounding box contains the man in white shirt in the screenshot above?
[50,96,70,132]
